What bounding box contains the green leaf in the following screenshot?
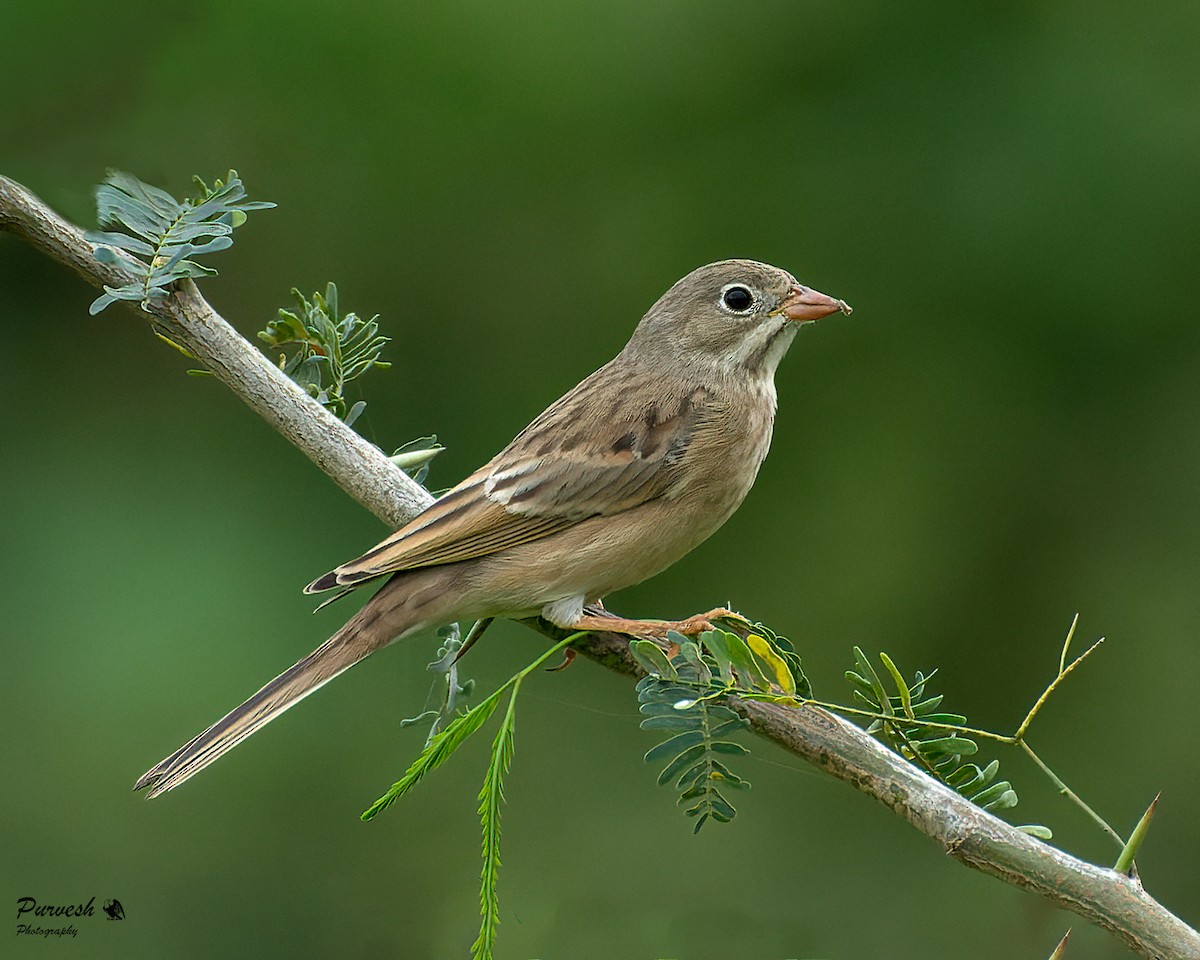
[852,647,891,715]
[256,283,389,424]
[971,781,1017,809]
[88,292,119,315]
[677,784,708,803]
[629,639,677,679]
[89,169,273,315]
[109,169,180,213]
[180,236,234,257]
[637,700,683,716]
[708,717,750,738]
[722,632,771,691]
[916,736,978,758]
[709,764,749,790]
[945,763,985,791]
[638,714,701,731]
[86,230,157,256]
[982,789,1019,812]
[845,650,1028,828]
[907,694,945,715]
[96,184,172,235]
[361,689,503,820]
[699,628,737,682]
[344,400,366,429]
[655,743,708,786]
[638,679,701,702]
[390,436,446,481]
[643,730,706,765]
[674,757,744,793]
[678,641,712,685]
[879,651,913,718]
[472,685,520,960]
[916,712,968,726]
[636,639,755,830]
[674,759,712,791]
[707,792,737,821]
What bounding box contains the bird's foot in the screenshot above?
[566,607,746,640]
[668,606,746,637]
[545,647,578,672]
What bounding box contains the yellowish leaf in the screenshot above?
[745,634,796,696]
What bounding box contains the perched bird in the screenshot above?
[135,259,850,797]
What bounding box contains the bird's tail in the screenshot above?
[134,594,404,798]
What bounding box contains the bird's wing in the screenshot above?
[306,365,713,592]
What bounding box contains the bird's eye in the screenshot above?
[721,285,754,312]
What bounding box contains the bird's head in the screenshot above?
[624,259,851,381]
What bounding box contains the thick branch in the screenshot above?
[3,173,1196,960]
[0,175,427,528]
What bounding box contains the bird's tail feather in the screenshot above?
[135,602,398,798]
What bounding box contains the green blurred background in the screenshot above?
[3,1,1197,957]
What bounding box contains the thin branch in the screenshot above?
[798,698,1013,742]
[1020,741,1126,848]
[1015,637,1105,740]
[3,173,1197,960]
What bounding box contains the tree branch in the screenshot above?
[0,175,426,528]
[3,173,1196,960]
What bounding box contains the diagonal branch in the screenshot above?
[0,174,427,528]
[3,173,1196,960]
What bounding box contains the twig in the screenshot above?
[799,698,1012,742]
[3,173,1197,960]
[1020,741,1126,848]
[1015,638,1105,740]
[804,636,1129,846]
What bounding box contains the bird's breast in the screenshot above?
[671,383,776,522]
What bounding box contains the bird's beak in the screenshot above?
[779,285,853,322]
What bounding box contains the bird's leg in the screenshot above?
[566,607,745,639]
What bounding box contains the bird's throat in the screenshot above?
[734,319,799,382]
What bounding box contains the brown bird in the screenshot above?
[135,259,850,797]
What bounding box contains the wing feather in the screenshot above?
[305,364,713,593]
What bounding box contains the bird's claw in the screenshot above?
[545,647,578,672]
